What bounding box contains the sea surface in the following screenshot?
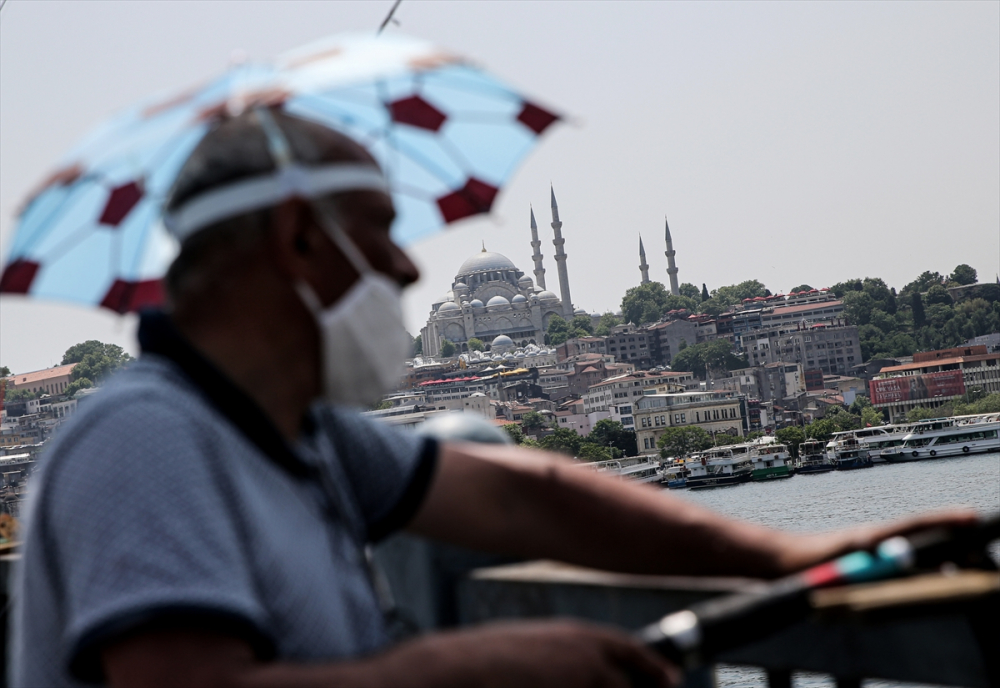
[670,450,1000,688]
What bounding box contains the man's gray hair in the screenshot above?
[163,109,372,306]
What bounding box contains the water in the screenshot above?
[671,451,1000,688]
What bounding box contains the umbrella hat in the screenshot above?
[1,33,560,314]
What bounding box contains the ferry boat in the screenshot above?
[797,440,834,474]
[829,436,873,470]
[861,424,917,464]
[890,413,1000,461]
[582,456,662,484]
[658,462,688,489]
[685,448,753,490]
[825,427,899,465]
[749,443,793,481]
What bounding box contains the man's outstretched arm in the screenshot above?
[407,441,978,578]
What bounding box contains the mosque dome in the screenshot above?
[503,353,515,361]
[486,295,511,308]
[438,301,460,313]
[537,290,558,301]
[458,251,518,276]
[435,290,455,304]
[454,282,468,289]
[491,335,515,349]
[469,299,484,309]
[515,352,526,359]
[511,294,527,304]
[518,275,533,286]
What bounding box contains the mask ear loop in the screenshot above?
[253,107,376,279]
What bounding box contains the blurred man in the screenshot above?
[11,110,972,688]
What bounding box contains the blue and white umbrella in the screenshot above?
[0,33,559,313]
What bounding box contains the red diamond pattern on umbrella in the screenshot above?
[99,181,144,227]
[99,278,164,314]
[388,95,447,132]
[0,259,41,294]
[517,102,559,135]
[436,178,499,223]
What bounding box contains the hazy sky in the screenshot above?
[2,1,998,374]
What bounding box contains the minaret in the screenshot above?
[638,234,650,285]
[664,216,679,296]
[550,186,573,317]
[529,206,546,290]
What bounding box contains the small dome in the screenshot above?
[574,308,587,316]
[518,275,533,284]
[503,353,515,360]
[511,294,527,303]
[486,295,511,307]
[515,352,526,359]
[491,335,515,348]
[438,301,460,312]
[469,299,484,308]
[492,354,504,361]
[537,290,558,301]
[454,282,468,289]
[527,350,539,357]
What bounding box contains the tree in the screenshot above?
[467,338,484,352]
[901,271,945,297]
[539,428,583,457]
[670,340,745,379]
[439,339,456,357]
[842,291,875,326]
[775,426,805,457]
[546,315,571,346]
[848,395,872,415]
[911,292,926,328]
[924,284,953,306]
[710,280,768,307]
[805,418,836,442]
[949,264,977,286]
[577,443,616,462]
[906,406,939,422]
[570,315,594,338]
[412,334,422,356]
[860,406,884,427]
[3,388,39,403]
[711,434,743,446]
[0,366,10,378]
[502,424,525,445]
[679,283,701,300]
[790,284,813,293]
[701,284,710,302]
[519,411,550,433]
[621,282,670,325]
[830,279,863,298]
[594,312,622,336]
[656,426,713,458]
[588,419,638,457]
[62,340,133,385]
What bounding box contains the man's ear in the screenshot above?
[269,198,319,280]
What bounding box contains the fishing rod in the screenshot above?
[638,514,1000,668]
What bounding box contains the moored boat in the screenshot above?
[830,437,873,470]
[797,440,835,474]
[685,448,753,490]
[750,442,793,481]
[892,413,1000,461]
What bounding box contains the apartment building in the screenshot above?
[633,392,744,454]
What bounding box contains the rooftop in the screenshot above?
[6,363,77,386]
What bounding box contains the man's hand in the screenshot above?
[771,509,980,575]
[103,619,678,688]
[370,620,678,688]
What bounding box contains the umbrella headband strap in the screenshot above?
[165,163,389,240]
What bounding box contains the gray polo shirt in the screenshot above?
[11,313,436,687]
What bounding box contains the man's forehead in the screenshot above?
[333,190,395,222]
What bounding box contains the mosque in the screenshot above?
[420,188,683,358]
[421,188,585,357]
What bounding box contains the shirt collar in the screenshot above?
[138,309,313,478]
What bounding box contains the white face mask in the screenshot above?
[295,206,412,407]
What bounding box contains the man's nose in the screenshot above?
[391,245,420,288]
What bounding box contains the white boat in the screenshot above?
[890,413,1000,461]
[582,456,663,484]
[825,426,903,465]
[797,440,835,474]
[825,432,873,470]
[685,448,753,490]
[749,443,793,481]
